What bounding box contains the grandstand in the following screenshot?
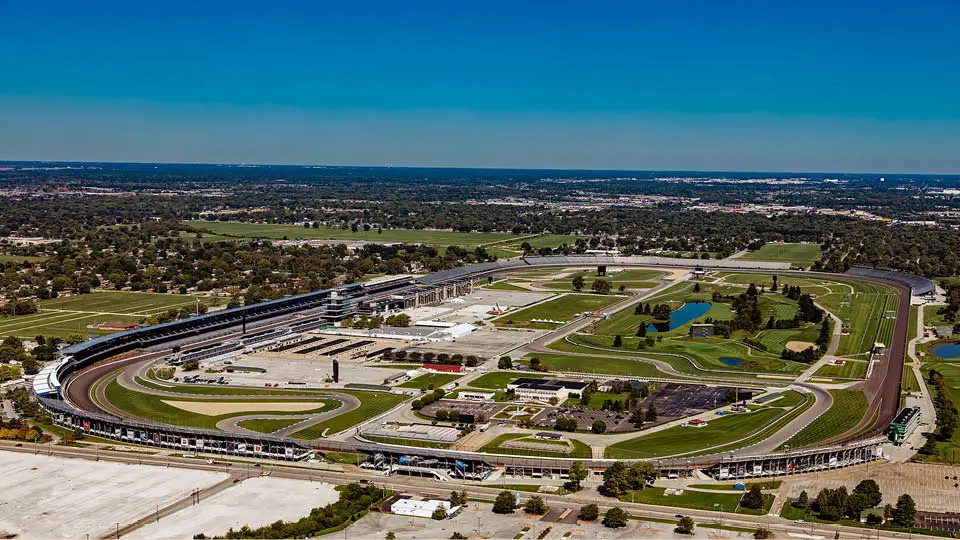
[523,255,791,270]
[847,267,935,296]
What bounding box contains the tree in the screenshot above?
[795,490,809,509]
[449,490,468,507]
[524,495,548,515]
[449,533,467,540]
[591,279,612,295]
[578,504,599,521]
[630,407,645,429]
[675,516,695,534]
[741,486,764,510]
[493,490,516,514]
[629,462,657,487]
[431,504,448,520]
[498,356,513,369]
[601,461,632,496]
[183,359,200,371]
[693,282,701,293]
[602,507,629,528]
[892,494,916,527]
[645,404,658,422]
[385,532,397,540]
[636,324,647,337]
[65,333,87,345]
[591,420,607,434]
[567,461,587,491]
[852,479,882,509]
[20,357,39,375]
[612,335,622,347]
[754,528,773,539]
[572,276,585,291]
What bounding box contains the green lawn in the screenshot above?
[398,373,463,389]
[184,220,525,246]
[563,391,630,409]
[482,281,532,292]
[541,269,662,291]
[902,367,921,393]
[103,380,339,430]
[495,294,623,329]
[618,487,774,516]
[0,290,222,338]
[0,254,48,263]
[738,243,822,268]
[781,389,867,448]
[605,408,790,459]
[237,418,304,433]
[290,390,409,439]
[523,353,670,378]
[480,433,592,458]
[917,362,960,463]
[815,278,897,358]
[813,360,868,379]
[468,372,542,390]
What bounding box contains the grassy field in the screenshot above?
[397,373,463,389]
[813,360,868,379]
[480,433,592,458]
[0,290,221,339]
[619,487,774,515]
[523,353,670,378]
[290,390,408,439]
[494,294,623,329]
[738,243,822,267]
[482,280,532,292]
[236,418,303,433]
[902,367,921,393]
[0,254,48,263]
[561,333,807,376]
[467,372,542,390]
[103,380,339,430]
[540,269,662,291]
[605,408,789,459]
[781,389,867,448]
[815,278,897,358]
[918,361,960,463]
[184,220,530,247]
[563,391,630,409]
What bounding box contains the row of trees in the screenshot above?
[789,480,916,526]
[921,369,958,456]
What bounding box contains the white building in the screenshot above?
[458,390,495,401]
[390,498,462,519]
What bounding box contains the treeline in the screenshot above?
[920,369,958,457]
[219,483,387,539]
[786,480,916,528]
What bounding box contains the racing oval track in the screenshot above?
[49,256,914,468]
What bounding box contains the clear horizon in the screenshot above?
[2,1,959,174]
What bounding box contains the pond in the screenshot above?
[719,357,744,367]
[645,302,712,333]
[930,343,960,359]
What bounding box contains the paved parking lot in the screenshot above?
[645,383,729,421]
[782,461,960,513]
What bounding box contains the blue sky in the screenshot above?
[2,1,959,172]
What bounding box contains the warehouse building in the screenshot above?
[390,498,462,519]
[508,378,588,401]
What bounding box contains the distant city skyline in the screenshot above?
[2,1,959,173]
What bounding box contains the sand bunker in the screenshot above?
[162,400,322,416]
[786,341,819,352]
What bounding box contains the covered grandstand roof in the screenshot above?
[846,267,935,296]
[524,255,791,270]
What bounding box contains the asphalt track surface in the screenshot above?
[61,264,911,456]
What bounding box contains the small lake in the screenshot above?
[930,343,960,359]
[719,357,744,367]
[645,302,712,333]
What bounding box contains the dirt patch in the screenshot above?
[161,400,322,416]
[786,341,819,352]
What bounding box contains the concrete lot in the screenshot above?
[782,461,960,513]
[348,500,739,539]
[0,452,226,540]
[203,353,410,388]
[404,325,548,358]
[127,477,340,539]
